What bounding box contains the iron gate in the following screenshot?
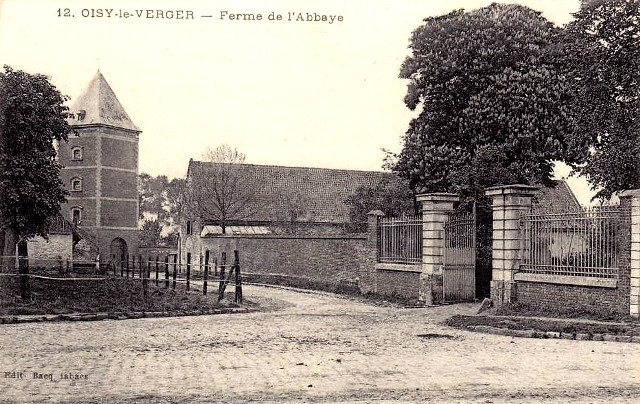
[443,208,476,302]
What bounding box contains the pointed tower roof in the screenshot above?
[68,71,140,132]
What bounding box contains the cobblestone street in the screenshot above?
[1,285,639,403]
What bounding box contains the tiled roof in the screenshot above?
[187,161,400,223]
[533,180,583,212]
[48,215,73,235]
[67,71,140,132]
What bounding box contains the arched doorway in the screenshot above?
[109,238,128,269]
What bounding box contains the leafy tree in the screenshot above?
[273,191,313,234]
[0,66,70,263]
[562,0,640,199]
[139,219,162,247]
[138,173,185,246]
[344,176,415,232]
[389,4,574,198]
[186,144,266,234]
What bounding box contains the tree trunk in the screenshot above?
[17,238,30,300]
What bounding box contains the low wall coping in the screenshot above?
[514,272,618,288]
[375,263,422,273]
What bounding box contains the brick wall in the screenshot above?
[375,268,421,301]
[58,135,98,166]
[101,199,138,228]
[27,235,73,267]
[185,234,372,286]
[102,136,138,170]
[61,168,97,199]
[101,171,137,199]
[60,199,97,227]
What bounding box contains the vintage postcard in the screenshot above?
[1,0,639,403]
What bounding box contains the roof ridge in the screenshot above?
[190,160,391,175]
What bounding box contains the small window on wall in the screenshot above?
[186,221,192,235]
[71,207,82,225]
[71,147,83,161]
[71,177,83,191]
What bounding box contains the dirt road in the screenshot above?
[1,285,639,402]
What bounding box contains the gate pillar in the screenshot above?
[416,193,459,305]
[485,185,537,304]
[619,189,640,318]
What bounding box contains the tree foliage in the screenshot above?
[389,4,574,198]
[186,144,265,234]
[139,219,163,247]
[563,0,640,199]
[138,173,185,246]
[0,66,71,256]
[344,176,415,232]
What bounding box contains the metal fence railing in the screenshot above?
[378,215,422,265]
[444,211,476,269]
[519,206,628,278]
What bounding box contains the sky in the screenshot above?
[0,0,597,203]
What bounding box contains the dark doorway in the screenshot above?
[109,238,128,269]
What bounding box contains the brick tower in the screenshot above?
[59,71,140,265]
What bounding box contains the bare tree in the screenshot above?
[186,144,267,234]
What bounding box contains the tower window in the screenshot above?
[71,147,83,161]
[71,177,83,191]
[186,221,192,235]
[71,207,82,225]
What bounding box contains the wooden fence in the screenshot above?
[0,250,244,303]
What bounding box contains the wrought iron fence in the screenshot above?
[378,215,422,264]
[444,211,476,269]
[520,206,628,278]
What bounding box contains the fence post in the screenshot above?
[234,250,242,304]
[203,250,210,296]
[485,185,537,304]
[139,255,143,279]
[143,258,150,299]
[172,254,177,290]
[414,193,459,305]
[155,255,159,286]
[186,252,191,291]
[218,252,227,299]
[164,255,170,288]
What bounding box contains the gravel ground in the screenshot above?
[1,285,639,403]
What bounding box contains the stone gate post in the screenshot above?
[485,185,537,304]
[415,193,459,305]
[619,189,640,318]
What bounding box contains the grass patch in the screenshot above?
[0,276,238,315]
[493,302,631,322]
[446,314,640,336]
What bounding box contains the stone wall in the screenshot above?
[189,235,371,287]
[27,235,73,268]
